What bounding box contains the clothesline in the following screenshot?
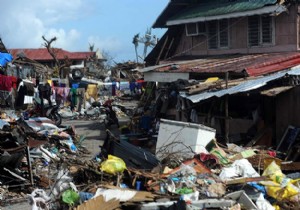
[0,75,147,109]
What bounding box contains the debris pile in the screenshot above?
[1,109,300,210]
[58,96,128,121]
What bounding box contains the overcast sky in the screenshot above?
[1,0,168,63]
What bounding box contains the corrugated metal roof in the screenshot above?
[246,53,300,76]
[9,48,95,61]
[167,5,286,25]
[153,0,193,28]
[141,52,300,77]
[180,65,300,103]
[169,0,277,22]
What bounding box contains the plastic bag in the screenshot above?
[262,160,291,187]
[28,189,51,210]
[206,140,230,165]
[264,182,300,201]
[179,164,196,176]
[261,161,300,201]
[62,189,80,206]
[219,159,259,180]
[175,187,194,195]
[60,137,77,153]
[100,155,127,175]
[180,191,199,201]
[255,193,275,210]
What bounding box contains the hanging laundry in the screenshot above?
[15,79,26,109]
[72,83,79,89]
[129,81,136,95]
[24,81,35,96]
[23,80,34,105]
[116,81,120,90]
[0,75,12,91]
[87,84,98,100]
[54,87,70,106]
[120,81,130,90]
[11,76,17,89]
[47,80,53,87]
[112,82,116,96]
[76,88,85,112]
[24,95,33,104]
[70,87,78,110]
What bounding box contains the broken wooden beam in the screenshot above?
[224,176,270,185]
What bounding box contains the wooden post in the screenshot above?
[26,146,34,185]
[225,72,229,143]
[156,36,168,65]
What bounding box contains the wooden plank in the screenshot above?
[281,161,300,171]
[156,36,168,65]
[187,76,260,95]
[225,176,269,185]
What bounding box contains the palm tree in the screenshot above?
[132,33,140,63]
[89,43,95,52]
[132,29,158,64]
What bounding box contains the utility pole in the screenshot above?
[225,72,229,143]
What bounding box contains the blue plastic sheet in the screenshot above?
[0,52,13,67]
[248,182,267,197]
[79,192,94,202]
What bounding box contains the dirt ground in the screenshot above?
[63,115,130,159]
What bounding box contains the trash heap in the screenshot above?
[0,110,91,207]
[80,137,300,210]
[1,110,300,210]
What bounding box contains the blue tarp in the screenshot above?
[0,52,13,67]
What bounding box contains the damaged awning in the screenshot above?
[180,65,300,103]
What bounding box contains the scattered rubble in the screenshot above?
[1,107,300,210]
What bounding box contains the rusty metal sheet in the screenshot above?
[180,66,300,103]
[141,52,300,77]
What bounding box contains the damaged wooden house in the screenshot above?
[8,48,104,82]
[141,0,300,158]
[111,61,144,81]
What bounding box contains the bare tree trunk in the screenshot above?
[42,36,71,79]
[42,36,59,66]
[135,45,139,63]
